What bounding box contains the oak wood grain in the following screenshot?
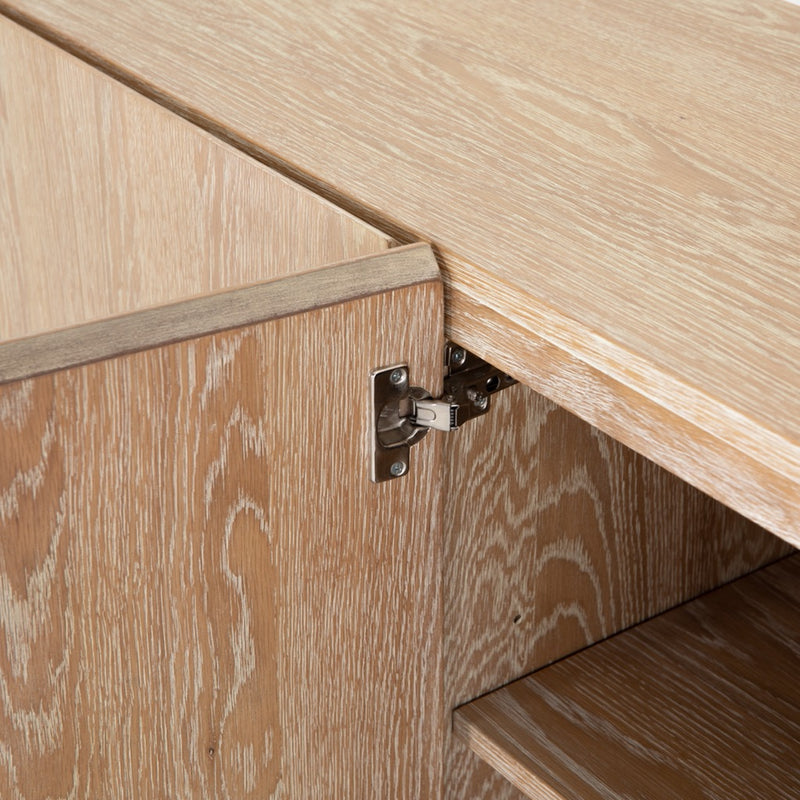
[453,555,800,800]
[0,15,392,343]
[0,254,444,796]
[0,243,437,383]
[446,293,800,550]
[3,0,799,541]
[442,381,791,800]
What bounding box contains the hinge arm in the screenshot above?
[412,398,458,432]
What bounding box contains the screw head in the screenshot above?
[389,368,407,386]
[390,460,408,477]
[450,347,467,367]
[467,388,489,411]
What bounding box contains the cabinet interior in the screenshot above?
[442,383,795,799]
[0,16,392,344]
[453,554,800,800]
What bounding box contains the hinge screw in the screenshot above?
[389,367,408,387]
[467,388,489,411]
[450,347,467,367]
[390,460,408,477]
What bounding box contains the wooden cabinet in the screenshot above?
[1,4,798,798]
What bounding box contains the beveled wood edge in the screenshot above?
[445,283,800,549]
[452,706,564,800]
[0,243,439,384]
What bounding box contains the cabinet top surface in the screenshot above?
[3,0,799,493]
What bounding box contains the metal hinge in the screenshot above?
[370,343,517,482]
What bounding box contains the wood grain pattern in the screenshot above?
[0,15,392,343]
[453,555,800,800]
[0,260,444,796]
[3,0,799,541]
[442,381,791,800]
[445,286,800,550]
[0,244,437,383]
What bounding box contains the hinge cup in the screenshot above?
[369,364,430,482]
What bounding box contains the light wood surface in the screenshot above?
[0,261,445,797]
[447,298,800,549]
[454,555,800,800]
[3,0,799,543]
[0,244,437,383]
[442,382,791,800]
[0,15,392,343]
[4,10,799,797]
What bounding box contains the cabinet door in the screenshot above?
[0,16,445,798]
[0,245,444,799]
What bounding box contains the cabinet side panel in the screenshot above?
[0,16,392,342]
[0,279,443,798]
[443,382,790,800]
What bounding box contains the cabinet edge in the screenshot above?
[0,243,439,384]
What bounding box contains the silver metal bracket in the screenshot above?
[370,344,516,482]
[369,365,430,483]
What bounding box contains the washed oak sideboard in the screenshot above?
[1,1,798,798]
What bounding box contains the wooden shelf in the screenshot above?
[454,554,800,800]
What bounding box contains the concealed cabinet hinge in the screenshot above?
[370,343,517,482]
